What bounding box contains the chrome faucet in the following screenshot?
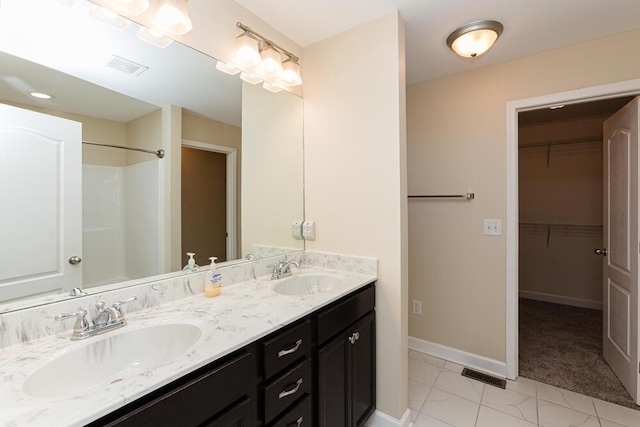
[56,296,137,340]
[269,259,300,280]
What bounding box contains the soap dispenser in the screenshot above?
[183,252,199,273]
[204,257,222,297]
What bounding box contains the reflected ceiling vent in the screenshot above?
[106,55,149,76]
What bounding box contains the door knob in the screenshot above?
[68,256,82,265]
[594,248,607,256]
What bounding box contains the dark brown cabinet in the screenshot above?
[316,285,376,427]
[87,284,375,427]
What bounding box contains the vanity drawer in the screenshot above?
[271,395,312,427]
[316,284,375,345]
[93,349,255,427]
[263,319,311,379]
[263,358,312,424]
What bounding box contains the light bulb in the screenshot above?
[232,33,261,68]
[153,0,193,35]
[279,60,302,87]
[256,45,283,79]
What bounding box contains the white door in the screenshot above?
[0,103,82,301]
[602,97,640,404]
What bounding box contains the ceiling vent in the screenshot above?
[106,55,149,76]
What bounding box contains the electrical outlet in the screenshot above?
[292,220,303,239]
[412,299,422,315]
[483,219,502,236]
[302,220,316,240]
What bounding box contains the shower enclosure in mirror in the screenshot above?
[0,0,304,311]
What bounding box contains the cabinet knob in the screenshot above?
[348,332,360,344]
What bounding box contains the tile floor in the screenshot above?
[408,350,640,427]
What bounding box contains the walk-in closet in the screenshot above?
[517,96,637,409]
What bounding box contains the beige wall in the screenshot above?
[126,109,163,165]
[519,116,605,306]
[407,28,640,362]
[303,12,408,420]
[241,82,304,256]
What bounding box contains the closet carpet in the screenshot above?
[518,298,638,410]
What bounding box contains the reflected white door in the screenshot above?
[602,97,640,404]
[0,103,82,301]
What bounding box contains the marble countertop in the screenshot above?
[0,265,376,427]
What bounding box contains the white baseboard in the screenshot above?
[519,290,602,310]
[408,336,507,378]
[366,408,412,427]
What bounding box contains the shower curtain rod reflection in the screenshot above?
[82,140,165,158]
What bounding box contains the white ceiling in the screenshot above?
[234,0,640,85]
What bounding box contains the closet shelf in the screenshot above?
[519,223,602,247]
[519,137,601,167]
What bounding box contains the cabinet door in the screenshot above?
[351,312,376,427]
[203,397,254,427]
[318,332,350,427]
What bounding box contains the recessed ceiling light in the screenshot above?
[30,92,52,99]
[549,104,565,110]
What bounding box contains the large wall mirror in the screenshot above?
[0,0,304,312]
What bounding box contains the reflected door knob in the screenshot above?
[594,248,607,256]
[68,256,82,265]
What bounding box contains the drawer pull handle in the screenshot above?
[278,339,303,358]
[288,416,303,427]
[279,378,303,399]
[348,332,360,345]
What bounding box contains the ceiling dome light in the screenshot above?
[256,44,283,80]
[278,59,302,87]
[232,32,261,68]
[446,20,503,58]
[103,0,150,16]
[153,0,193,36]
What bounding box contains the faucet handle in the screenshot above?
[112,296,137,316]
[55,310,90,338]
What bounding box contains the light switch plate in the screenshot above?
[292,220,303,239]
[302,220,316,240]
[484,219,502,236]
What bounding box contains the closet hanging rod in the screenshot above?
[408,193,475,200]
[518,136,601,149]
[82,140,165,158]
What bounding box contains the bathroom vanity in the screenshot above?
[87,284,375,427]
[0,255,377,427]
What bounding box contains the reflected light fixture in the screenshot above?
[103,0,149,16]
[220,22,302,93]
[30,92,53,99]
[153,0,193,36]
[89,5,131,30]
[446,20,503,58]
[136,26,173,48]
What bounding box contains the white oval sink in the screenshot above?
[274,273,343,296]
[23,323,202,397]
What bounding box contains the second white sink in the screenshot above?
[274,273,343,296]
[23,323,202,397]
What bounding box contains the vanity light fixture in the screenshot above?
[446,20,503,58]
[152,0,193,36]
[103,0,149,16]
[136,26,173,48]
[218,22,303,93]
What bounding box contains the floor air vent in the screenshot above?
[461,368,506,389]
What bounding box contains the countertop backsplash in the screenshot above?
[0,250,376,350]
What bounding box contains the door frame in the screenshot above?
[181,139,238,260]
[505,78,640,380]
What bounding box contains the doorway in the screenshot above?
[516,96,635,407]
[181,139,237,267]
[505,78,640,399]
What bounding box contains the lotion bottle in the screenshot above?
[204,257,222,297]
